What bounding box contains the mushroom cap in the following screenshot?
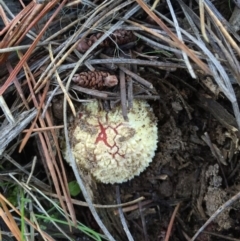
[68,100,158,184]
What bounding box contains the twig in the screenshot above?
[133,31,184,56]
[58,58,188,72]
[116,186,134,241]
[202,231,240,241]
[138,200,149,241]
[164,203,181,241]
[127,76,133,109]
[114,200,153,215]
[191,191,240,241]
[71,84,108,99]
[0,108,37,155]
[41,189,145,208]
[119,69,128,120]
[22,126,64,132]
[119,65,153,89]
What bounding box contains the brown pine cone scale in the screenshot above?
[77,30,136,53]
[72,71,118,90]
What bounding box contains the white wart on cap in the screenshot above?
[68,100,158,184]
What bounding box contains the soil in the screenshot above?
[29,66,240,241]
[86,71,240,241]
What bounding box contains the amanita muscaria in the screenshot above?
[67,100,158,184]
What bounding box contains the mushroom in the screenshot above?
[67,100,158,184]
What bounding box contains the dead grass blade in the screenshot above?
[0,95,15,124]
[34,0,127,93]
[0,194,56,241]
[48,43,76,116]
[204,1,240,57]
[166,0,196,78]
[6,62,29,109]
[134,0,211,75]
[199,0,209,42]
[16,52,75,226]
[0,0,67,96]
[0,1,34,40]
[0,197,21,241]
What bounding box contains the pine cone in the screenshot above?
[77,30,136,53]
[72,71,118,90]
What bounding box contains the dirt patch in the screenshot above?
[87,73,240,240]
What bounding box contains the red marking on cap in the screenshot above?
[95,119,124,159]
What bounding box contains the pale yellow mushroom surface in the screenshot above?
[68,100,158,184]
